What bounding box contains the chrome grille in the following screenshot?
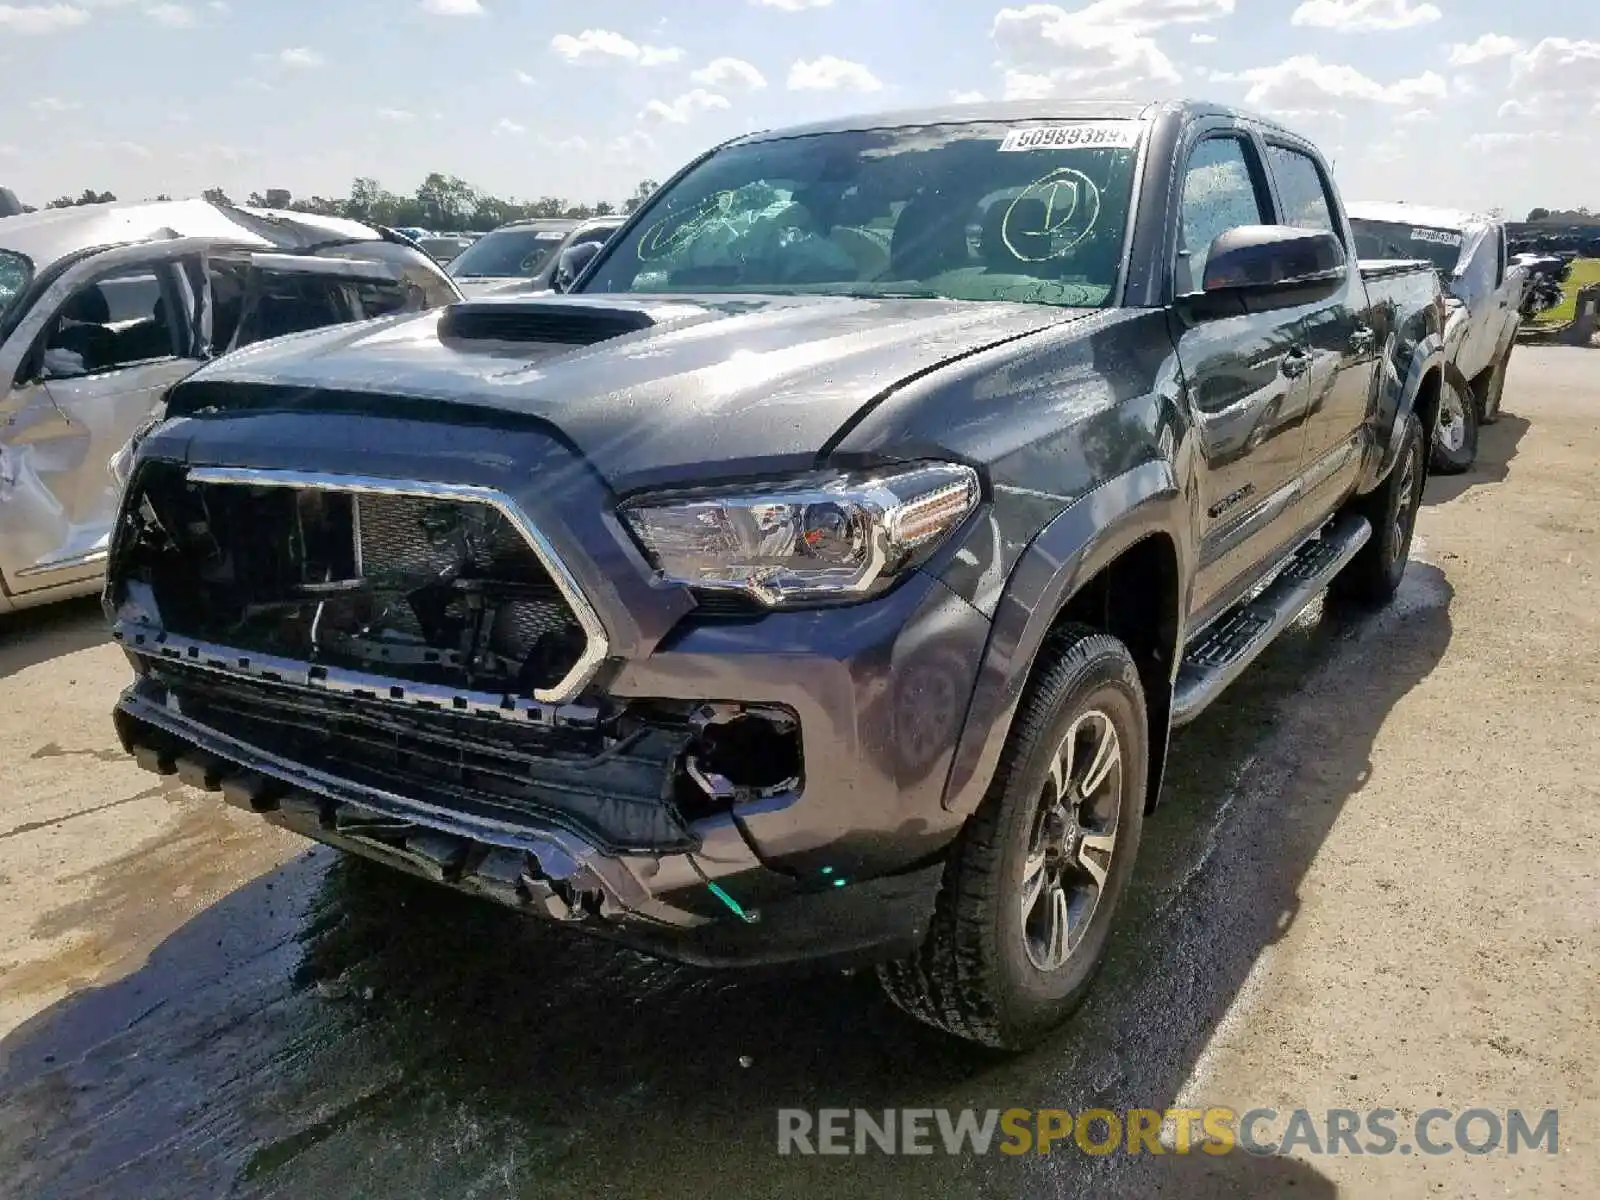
[125,466,610,705]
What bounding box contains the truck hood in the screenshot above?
[174,293,1091,490]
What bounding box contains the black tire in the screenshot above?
[1478,346,1510,425]
[1330,411,1425,608]
[1429,375,1478,474]
[877,625,1148,1050]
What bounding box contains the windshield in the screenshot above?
[0,249,30,324]
[579,121,1142,307]
[1350,219,1466,276]
[448,227,571,279]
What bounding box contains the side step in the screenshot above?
[1172,513,1371,726]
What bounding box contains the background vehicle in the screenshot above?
[0,198,462,614]
[447,216,625,296]
[0,188,23,219]
[106,100,1444,1050]
[1350,202,1523,472]
[417,233,477,264]
[392,226,432,242]
[1513,252,1569,320]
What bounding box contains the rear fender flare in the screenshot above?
[939,458,1189,818]
[1367,336,1445,490]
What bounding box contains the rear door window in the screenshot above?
[1263,144,1336,235]
[235,273,354,348]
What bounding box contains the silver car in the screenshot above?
[447,216,624,297]
[0,199,463,613]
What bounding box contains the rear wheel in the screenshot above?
[877,626,1147,1050]
[1331,411,1426,608]
[1430,376,1478,474]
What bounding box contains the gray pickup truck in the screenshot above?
[106,100,1447,1049]
[1350,202,1522,473]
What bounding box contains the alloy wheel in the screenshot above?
[1389,437,1421,567]
[1435,383,1468,454]
[1020,709,1124,972]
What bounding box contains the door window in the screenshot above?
[1177,136,1269,293]
[43,266,184,376]
[235,272,355,348]
[1264,144,1336,235]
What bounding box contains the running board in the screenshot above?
[1172,513,1372,727]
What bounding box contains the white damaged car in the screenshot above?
[0,199,462,614]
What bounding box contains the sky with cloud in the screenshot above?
[2,0,1596,219]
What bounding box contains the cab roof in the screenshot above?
[728,98,1305,145]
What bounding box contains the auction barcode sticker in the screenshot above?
[998,122,1143,152]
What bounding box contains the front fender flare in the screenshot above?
[939,457,1189,817]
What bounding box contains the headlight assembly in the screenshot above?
[621,462,980,607]
[108,417,160,490]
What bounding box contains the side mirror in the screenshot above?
[552,240,602,293]
[1186,225,1347,316]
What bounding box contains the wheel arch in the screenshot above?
[1367,347,1446,493]
[940,459,1190,821]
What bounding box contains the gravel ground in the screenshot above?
[0,346,1595,1199]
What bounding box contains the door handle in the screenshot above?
[1280,346,1312,378]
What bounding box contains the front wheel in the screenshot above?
[1430,376,1479,474]
[877,626,1147,1050]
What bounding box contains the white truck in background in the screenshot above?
[1349,202,1524,474]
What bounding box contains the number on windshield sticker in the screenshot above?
[1410,227,1462,246]
[998,123,1142,152]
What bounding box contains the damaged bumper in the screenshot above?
[106,408,989,968]
[114,676,943,969]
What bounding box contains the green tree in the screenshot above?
[1526,207,1551,222]
[415,172,479,228]
[47,188,116,208]
[43,175,658,229]
[624,179,658,214]
[346,177,405,225]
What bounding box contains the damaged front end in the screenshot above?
[106,459,825,959]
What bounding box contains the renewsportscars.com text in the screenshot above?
[776,1107,1559,1157]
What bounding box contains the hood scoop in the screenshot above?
[439,299,657,347]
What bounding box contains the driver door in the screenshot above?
[0,240,211,598]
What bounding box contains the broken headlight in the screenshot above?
[621,462,979,607]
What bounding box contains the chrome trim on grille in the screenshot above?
[182,466,610,704]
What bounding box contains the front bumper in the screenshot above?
[114,671,946,969]
[109,408,991,966]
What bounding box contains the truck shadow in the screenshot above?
[0,595,109,680]
[1423,413,1529,506]
[0,567,1453,1199]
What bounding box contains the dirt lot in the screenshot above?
[1,346,1596,1199]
